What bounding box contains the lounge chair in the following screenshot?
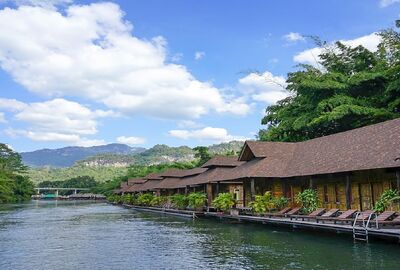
[376,212,400,228]
[338,210,375,225]
[283,207,301,217]
[264,207,292,217]
[290,208,326,221]
[316,209,357,224]
[314,208,340,223]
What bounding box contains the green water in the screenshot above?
[0,201,398,270]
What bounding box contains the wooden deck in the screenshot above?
[205,212,400,243]
[121,204,204,218]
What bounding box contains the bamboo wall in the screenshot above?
[240,169,398,211]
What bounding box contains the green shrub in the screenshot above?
[137,193,154,206]
[150,196,168,207]
[295,189,319,214]
[187,192,207,209]
[374,189,400,213]
[170,194,188,209]
[273,196,289,210]
[107,194,122,203]
[121,194,136,205]
[249,191,289,214]
[212,192,235,212]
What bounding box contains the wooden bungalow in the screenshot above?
[216,118,400,210]
[178,156,246,206]
[153,167,208,195]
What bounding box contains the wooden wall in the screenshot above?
[243,169,398,211]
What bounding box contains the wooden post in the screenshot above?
[206,183,213,207]
[250,178,255,201]
[216,181,220,194]
[309,177,313,189]
[396,171,400,190]
[184,186,188,196]
[345,174,351,210]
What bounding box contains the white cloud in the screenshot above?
[177,120,204,129]
[0,98,27,111]
[3,98,112,145]
[6,0,72,9]
[116,135,146,145]
[5,128,107,146]
[14,98,113,135]
[380,0,400,7]
[194,51,205,60]
[0,112,6,123]
[0,3,248,119]
[168,127,248,143]
[283,32,305,42]
[238,71,289,104]
[294,33,381,67]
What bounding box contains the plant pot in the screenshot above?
[230,208,240,216]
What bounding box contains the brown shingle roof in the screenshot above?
[159,167,208,178]
[201,156,245,168]
[180,166,241,186]
[220,118,400,180]
[153,177,185,189]
[144,172,164,180]
[135,179,162,191]
[127,178,146,185]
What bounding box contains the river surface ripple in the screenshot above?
[0,201,399,270]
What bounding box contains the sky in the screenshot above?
[0,0,399,152]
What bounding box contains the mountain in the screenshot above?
[25,141,245,183]
[21,143,146,167]
[22,141,244,168]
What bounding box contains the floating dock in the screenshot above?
[122,204,204,218]
[204,212,400,243]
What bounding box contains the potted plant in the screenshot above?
[137,193,154,206]
[150,196,168,207]
[374,189,400,213]
[187,192,207,211]
[212,193,236,214]
[295,189,319,214]
[170,194,188,210]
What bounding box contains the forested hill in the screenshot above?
[21,143,146,167]
[21,141,244,168]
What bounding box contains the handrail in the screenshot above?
[365,212,378,229]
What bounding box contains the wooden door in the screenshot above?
[359,183,373,211]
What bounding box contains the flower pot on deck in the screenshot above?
[230,208,240,216]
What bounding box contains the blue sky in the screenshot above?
[0,0,399,152]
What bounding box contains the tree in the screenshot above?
[259,24,400,142]
[193,146,211,166]
[0,143,34,203]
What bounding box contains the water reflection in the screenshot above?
[0,201,398,270]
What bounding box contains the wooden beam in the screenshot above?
[206,183,213,207]
[396,171,400,190]
[250,178,255,201]
[345,174,351,210]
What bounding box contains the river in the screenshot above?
[0,201,398,270]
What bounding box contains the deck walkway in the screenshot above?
[122,204,204,218]
[205,212,400,243]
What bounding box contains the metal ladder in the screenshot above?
[352,212,378,242]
